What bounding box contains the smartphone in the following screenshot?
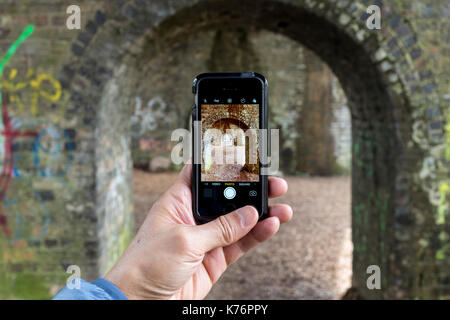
[191,72,269,224]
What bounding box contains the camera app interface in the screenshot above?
[196,76,264,217]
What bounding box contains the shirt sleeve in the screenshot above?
[53,278,128,300]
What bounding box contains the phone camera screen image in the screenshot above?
[201,104,259,182]
[193,74,268,220]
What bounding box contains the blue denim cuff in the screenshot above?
[92,278,128,300]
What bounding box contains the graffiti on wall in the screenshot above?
[2,69,62,117]
[131,96,173,168]
[0,25,36,245]
[0,25,75,253]
[414,103,450,261]
[131,96,169,137]
[436,112,450,260]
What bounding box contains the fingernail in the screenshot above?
[237,206,256,228]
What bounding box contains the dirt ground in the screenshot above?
[132,169,352,300]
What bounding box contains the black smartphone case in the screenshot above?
[191,72,269,224]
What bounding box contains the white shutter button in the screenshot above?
[224,187,236,200]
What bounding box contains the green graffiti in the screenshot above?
[436,241,450,260]
[437,183,449,225]
[0,25,35,140]
[353,192,389,256]
[445,113,450,160]
[435,111,450,261]
[372,191,388,231]
[353,135,375,177]
[0,25,35,99]
[437,114,450,224]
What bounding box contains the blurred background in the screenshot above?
[0,0,448,299]
[131,27,353,299]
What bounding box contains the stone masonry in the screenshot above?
[0,0,448,299]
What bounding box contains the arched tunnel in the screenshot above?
[0,0,448,300]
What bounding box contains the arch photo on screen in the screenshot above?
[201,104,260,182]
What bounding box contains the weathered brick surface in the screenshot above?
[0,0,448,299]
[127,26,348,175]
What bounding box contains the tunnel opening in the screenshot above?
[59,0,445,299]
[96,0,399,298]
[114,20,354,298]
[98,0,380,298]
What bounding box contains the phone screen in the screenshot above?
[201,103,260,182]
[195,76,265,218]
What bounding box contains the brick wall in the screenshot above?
[127,25,350,175]
[0,0,448,299]
[0,0,106,299]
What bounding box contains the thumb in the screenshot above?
[194,206,259,253]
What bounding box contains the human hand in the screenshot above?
[104,164,293,299]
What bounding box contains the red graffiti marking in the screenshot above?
[0,94,37,237]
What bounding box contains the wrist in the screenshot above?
[104,262,143,300]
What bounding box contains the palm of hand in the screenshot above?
[148,171,231,300]
[106,165,291,300]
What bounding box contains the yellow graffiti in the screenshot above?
[1,68,62,116]
[2,249,35,262]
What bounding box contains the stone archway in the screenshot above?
[49,0,447,299]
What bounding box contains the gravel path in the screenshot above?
[132,170,352,299]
